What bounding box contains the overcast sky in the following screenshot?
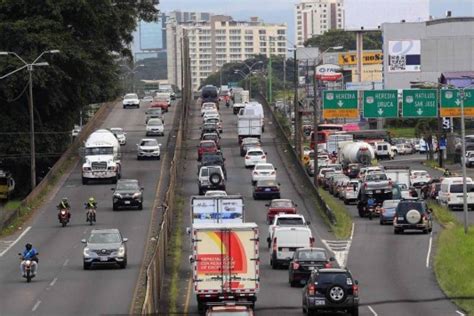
[159,0,474,44]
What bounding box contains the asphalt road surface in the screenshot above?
[0,99,177,315]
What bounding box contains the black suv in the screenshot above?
[393,200,433,234]
[289,248,335,287]
[302,268,359,316]
[112,179,144,210]
[199,152,227,178]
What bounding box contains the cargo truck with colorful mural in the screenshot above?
[191,223,259,311]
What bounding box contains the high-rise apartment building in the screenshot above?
[295,0,344,46]
[167,15,287,91]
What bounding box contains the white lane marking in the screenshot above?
[32,300,41,312]
[456,310,465,316]
[63,259,69,267]
[0,226,31,257]
[368,305,378,316]
[350,222,355,240]
[49,277,58,287]
[426,232,433,268]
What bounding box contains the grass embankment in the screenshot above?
[167,196,185,314]
[429,201,474,314]
[388,127,416,138]
[318,189,352,239]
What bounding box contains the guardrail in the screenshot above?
[0,100,118,231]
[259,96,337,224]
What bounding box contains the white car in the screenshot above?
[146,118,165,136]
[251,163,276,184]
[110,127,127,145]
[410,170,432,187]
[201,103,217,116]
[203,111,220,122]
[142,96,153,103]
[244,148,267,167]
[204,190,227,197]
[123,93,140,108]
[267,214,308,248]
[137,138,161,160]
[342,180,361,204]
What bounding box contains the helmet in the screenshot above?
[25,243,32,250]
[88,197,95,203]
[62,197,68,202]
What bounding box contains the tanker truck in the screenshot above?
[338,141,375,168]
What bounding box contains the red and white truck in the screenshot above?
[191,223,259,311]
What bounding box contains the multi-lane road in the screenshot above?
[178,101,463,315]
[0,100,177,315]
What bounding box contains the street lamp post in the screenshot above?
[0,50,60,189]
[122,63,144,93]
[460,88,469,234]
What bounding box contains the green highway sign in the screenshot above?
[440,89,474,117]
[363,90,398,118]
[402,89,438,118]
[322,90,359,119]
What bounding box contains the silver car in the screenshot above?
[82,228,128,270]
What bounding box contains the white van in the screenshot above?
[438,177,474,210]
[244,102,265,132]
[375,142,394,160]
[269,226,314,269]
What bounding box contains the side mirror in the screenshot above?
[81,239,87,244]
[186,227,191,235]
[428,208,433,213]
[141,187,144,191]
[265,203,270,207]
[110,188,115,191]
[278,182,281,186]
[123,238,128,242]
[306,221,311,225]
[189,255,195,264]
[18,253,22,256]
[295,203,298,207]
[354,280,359,285]
[329,257,336,261]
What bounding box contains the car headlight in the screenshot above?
[83,247,91,257]
[114,193,122,199]
[118,246,126,257]
[133,192,142,199]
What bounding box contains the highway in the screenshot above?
[0,99,177,315]
[178,101,463,315]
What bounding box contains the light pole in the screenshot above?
[312,46,343,187]
[240,61,263,98]
[234,69,254,96]
[122,63,144,93]
[0,50,60,189]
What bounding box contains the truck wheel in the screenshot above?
[82,177,88,185]
[111,176,118,184]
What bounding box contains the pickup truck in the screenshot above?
[361,172,393,195]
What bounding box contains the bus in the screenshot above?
[310,124,361,149]
[351,130,391,143]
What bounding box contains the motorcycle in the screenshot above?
[225,100,230,108]
[367,204,382,220]
[86,206,96,225]
[18,254,38,282]
[58,207,70,227]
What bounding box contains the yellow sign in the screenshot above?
[323,109,359,119]
[440,108,474,117]
[338,52,383,65]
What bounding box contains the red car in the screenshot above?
[150,101,169,112]
[197,140,218,161]
[265,199,298,224]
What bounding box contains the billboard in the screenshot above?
[344,0,429,30]
[338,52,383,65]
[388,40,421,72]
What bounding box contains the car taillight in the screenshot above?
[261,155,266,159]
[310,237,315,247]
[271,171,276,175]
[388,180,393,187]
[253,171,258,175]
[352,284,359,296]
[364,183,368,188]
[272,237,277,252]
[245,156,250,159]
[324,262,332,268]
[308,283,316,296]
[292,262,300,270]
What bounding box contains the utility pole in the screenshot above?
[268,56,273,103]
[313,65,319,187]
[293,48,301,159]
[460,88,468,234]
[27,66,36,189]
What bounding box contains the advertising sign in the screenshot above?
[338,52,383,65]
[316,64,342,81]
[388,40,421,72]
[191,196,244,224]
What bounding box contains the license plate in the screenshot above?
[124,201,131,205]
[376,190,381,193]
[315,299,325,306]
[265,188,271,192]
[398,216,404,221]
[308,266,315,270]
[100,256,108,262]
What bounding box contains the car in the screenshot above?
[270,226,314,269]
[150,101,169,112]
[344,163,361,179]
[410,170,432,188]
[109,127,127,145]
[206,304,254,315]
[137,138,161,160]
[122,93,140,108]
[201,122,219,137]
[267,214,309,247]
[466,151,474,167]
[204,190,227,197]
[289,248,335,287]
[266,198,297,224]
[146,118,165,136]
[358,166,383,179]
[393,200,433,234]
[330,175,349,196]
[380,199,400,225]
[396,143,414,155]
[198,166,226,195]
[317,167,335,186]
[392,183,412,200]
[145,108,164,123]
[201,132,221,149]
[202,111,220,122]
[142,95,153,103]
[244,148,267,168]
[251,163,276,185]
[82,228,128,270]
[197,140,218,161]
[302,268,359,315]
[342,180,360,205]
[204,117,223,133]
[199,152,227,178]
[240,137,261,157]
[253,180,280,200]
[201,102,218,116]
[112,179,144,210]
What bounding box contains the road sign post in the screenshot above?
[363,90,398,118]
[322,90,359,119]
[440,89,474,117]
[402,89,438,118]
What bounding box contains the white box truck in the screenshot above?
[238,114,262,142]
[81,129,121,184]
[191,223,259,311]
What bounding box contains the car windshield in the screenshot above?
[88,232,121,244]
[366,174,387,181]
[297,250,327,261]
[124,95,137,99]
[148,120,162,126]
[413,171,428,177]
[277,218,304,225]
[116,182,139,191]
[317,273,351,285]
[141,140,157,146]
[271,200,293,208]
[256,164,273,170]
[248,151,263,156]
[85,147,113,155]
[383,200,400,208]
[201,142,216,148]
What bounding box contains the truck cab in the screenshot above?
[0,170,15,200]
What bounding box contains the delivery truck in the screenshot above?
[191,223,259,311]
[238,113,262,143]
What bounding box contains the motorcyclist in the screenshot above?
[443,169,452,177]
[20,243,38,277]
[57,197,71,221]
[84,197,97,222]
[367,196,376,208]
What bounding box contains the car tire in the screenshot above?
[157,155,161,160]
[82,177,88,185]
[137,156,141,160]
[111,176,118,184]
[113,204,118,211]
[119,259,127,269]
[351,307,359,316]
[394,228,401,234]
[83,262,91,270]
[138,203,143,211]
[271,259,278,269]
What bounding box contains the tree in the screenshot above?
[304,29,382,51]
[415,119,438,160]
[0,0,158,195]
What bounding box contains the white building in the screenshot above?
[295,0,344,46]
[167,15,287,91]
